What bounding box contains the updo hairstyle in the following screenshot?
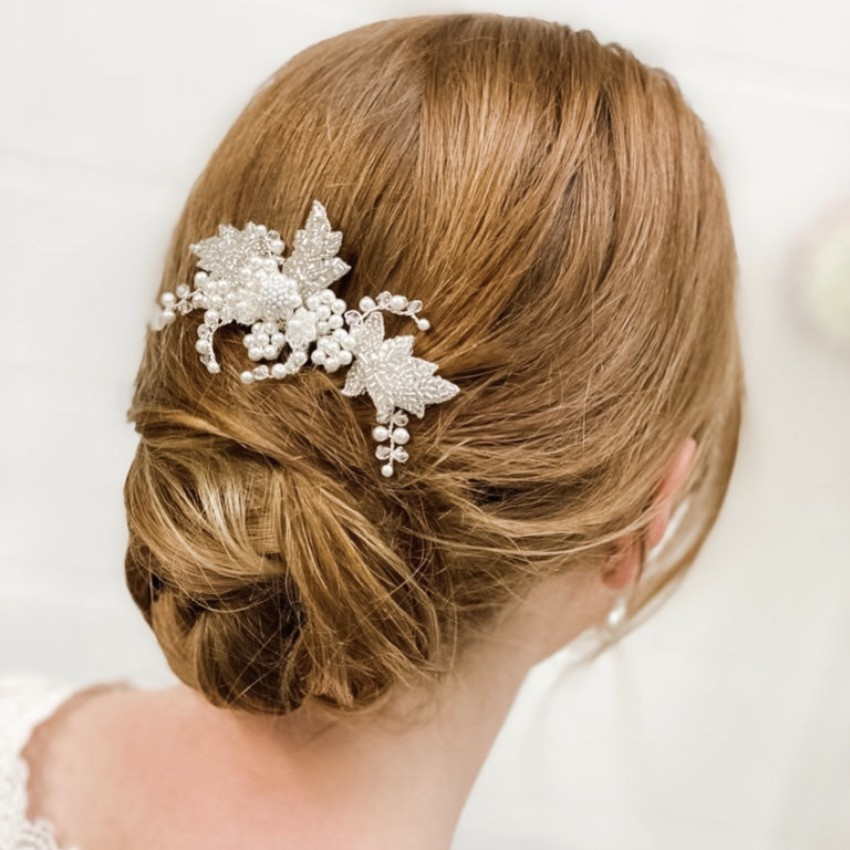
[124,13,743,715]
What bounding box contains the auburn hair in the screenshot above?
[124,13,743,715]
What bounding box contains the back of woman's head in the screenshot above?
[124,12,743,716]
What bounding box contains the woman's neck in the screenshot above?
[183,636,534,849]
[158,571,610,849]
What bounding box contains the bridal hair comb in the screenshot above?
[151,200,460,477]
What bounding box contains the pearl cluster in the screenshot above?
[372,410,411,475]
[237,288,354,384]
[151,201,460,477]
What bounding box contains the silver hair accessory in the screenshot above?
[151,200,460,477]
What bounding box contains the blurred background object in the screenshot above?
[795,203,850,351]
[1,1,848,848]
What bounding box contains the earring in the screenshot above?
[606,593,629,629]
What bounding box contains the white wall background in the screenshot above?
[1,1,849,848]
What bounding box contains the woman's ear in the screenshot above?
[602,437,698,591]
[646,436,698,549]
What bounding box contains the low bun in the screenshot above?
[124,420,451,714]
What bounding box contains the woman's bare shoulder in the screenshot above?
[20,682,154,849]
[18,684,341,850]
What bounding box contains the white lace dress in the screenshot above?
[0,675,80,850]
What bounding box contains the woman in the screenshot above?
[1,12,742,850]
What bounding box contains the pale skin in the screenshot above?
[24,439,697,850]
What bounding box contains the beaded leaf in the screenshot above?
[191,222,284,289]
[282,201,351,295]
[341,310,460,420]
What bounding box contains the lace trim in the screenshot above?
[0,677,82,850]
[1,756,72,849]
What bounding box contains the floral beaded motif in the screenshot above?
[152,201,459,477]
